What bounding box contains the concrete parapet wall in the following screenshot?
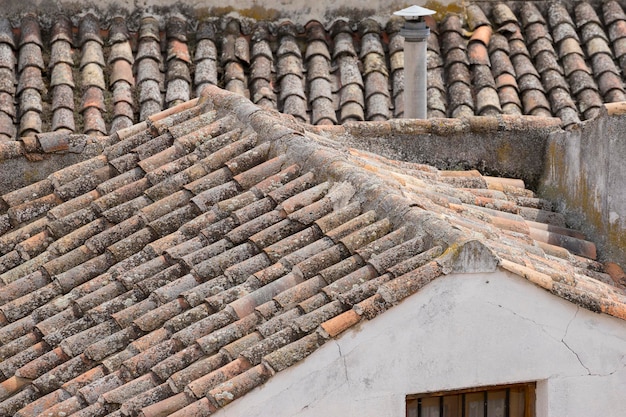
[0,134,109,193]
[313,115,562,190]
[1,0,413,25]
[540,113,626,265]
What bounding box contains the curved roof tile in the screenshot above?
[0,2,625,140]
[0,85,621,416]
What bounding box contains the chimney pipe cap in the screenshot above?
[394,5,436,20]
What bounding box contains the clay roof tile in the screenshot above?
[56,364,103,398]
[105,15,128,43]
[0,18,15,48]
[77,14,101,47]
[552,23,578,46]
[263,331,325,372]
[81,63,106,90]
[581,22,610,45]
[80,40,105,69]
[604,1,626,25]
[0,68,16,94]
[17,66,44,95]
[575,2,603,28]
[491,3,517,25]
[18,42,44,72]
[19,15,42,48]
[0,43,16,72]
[525,22,552,48]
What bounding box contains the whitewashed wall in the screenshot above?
[213,270,626,417]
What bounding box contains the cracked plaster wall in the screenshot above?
[213,270,626,417]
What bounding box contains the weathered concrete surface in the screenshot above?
[539,114,626,265]
[0,143,105,194]
[213,270,626,417]
[0,0,418,25]
[329,117,560,190]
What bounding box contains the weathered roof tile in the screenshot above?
[0,4,621,408]
[78,14,102,46]
[0,18,15,48]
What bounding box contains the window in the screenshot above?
[406,383,535,417]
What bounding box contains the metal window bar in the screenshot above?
[411,384,534,417]
[504,388,511,417]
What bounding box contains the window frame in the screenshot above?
[406,382,536,417]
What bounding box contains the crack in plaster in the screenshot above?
[492,303,626,378]
[488,301,562,343]
[337,341,349,382]
[561,310,626,378]
[558,308,626,377]
[296,342,349,414]
[560,307,592,376]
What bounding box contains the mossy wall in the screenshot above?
[539,114,626,265]
[0,149,103,194]
[334,119,556,190]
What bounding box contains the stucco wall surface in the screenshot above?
[336,124,551,189]
[0,0,413,24]
[540,114,626,266]
[0,142,105,194]
[0,154,91,194]
[213,270,626,417]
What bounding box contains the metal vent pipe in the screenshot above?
[394,6,435,119]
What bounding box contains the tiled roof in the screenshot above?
[0,84,624,416]
[2,1,626,140]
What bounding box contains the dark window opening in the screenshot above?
[406,382,535,417]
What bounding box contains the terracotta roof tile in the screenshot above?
[111,59,135,87]
[49,63,75,92]
[525,22,551,47]
[0,18,15,48]
[19,14,42,48]
[14,388,71,417]
[137,42,163,65]
[81,62,106,90]
[604,0,626,24]
[171,397,217,416]
[109,15,130,44]
[0,385,37,416]
[0,66,622,416]
[586,37,612,57]
[81,86,105,113]
[0,7,610,134]
[80,40,105,69]
[528,37,557,62]
[17,42,44,73]
[17,66,44,97]
[0,68,16,98]
[77,13,101,46]
[558,37,585,59]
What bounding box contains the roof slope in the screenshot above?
[1,0,626,140]
[0,85,624,416]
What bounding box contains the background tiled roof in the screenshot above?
[2,0,626,139]
[0,85,624,416]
